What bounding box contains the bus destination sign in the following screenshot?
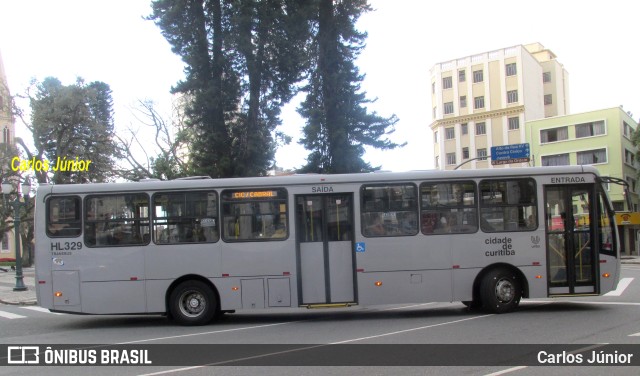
[491,143,530,165]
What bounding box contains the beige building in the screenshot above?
[430,43,569,170]
[0,50,18,260]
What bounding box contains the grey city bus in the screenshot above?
[34,166,620,325]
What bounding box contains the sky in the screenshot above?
[1,0,638,173]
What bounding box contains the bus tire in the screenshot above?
[480,268,521,313]
[169,280,217,326]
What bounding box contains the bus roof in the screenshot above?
[37,165,599,196]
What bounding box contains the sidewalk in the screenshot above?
[1,257,640,306]
[0,266,37,305]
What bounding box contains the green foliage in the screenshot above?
[29,77,120,184]
[150,0,309,178]
[297,0,403,174]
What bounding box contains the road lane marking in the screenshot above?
[484,366,528,376]
[629,332,640,336]
[483,343,608,376]
[119,321,302,344]
[604,277,634,296]
[20,306,64,315]
[137,313,494,375]
[527,300,640,306]
[0,310,26,319]
[330,314,494,344]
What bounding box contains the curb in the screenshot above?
[0,299,38,306]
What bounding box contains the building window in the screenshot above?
[435,156,439,169]
[476,122,486,135]
[541,153,570,166]
[543,72,551,83]
[462,147,469,159]
[461,123,468,135]
[459,69,466,82]
[361,184,418,237]
[577,149,607,165]
[434,131,438,143]
[627,177,637,193]
[625,149,635,166]
[1,232,8,251]
[442,76,452,89]
[544,94,553,105]
[473,70,484,83]
[612,201,624,212]
[624,121,634,138]
[446,152,456,165]
[433,107,437,118]
[432,82,435,94]
[507,90,518,104]
[474,96,485,109]
[2,128,10,145]
[575,120,605,138]
[508,117,520,130]
[444,102,454,114]
[505,63,517,76]
[445,127,455,140]
[540,126,568,143]
[477,148,488,160]
[460,96,467,108]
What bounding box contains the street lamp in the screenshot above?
[1,178,31,291]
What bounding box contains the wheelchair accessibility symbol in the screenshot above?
[355,242,366,253]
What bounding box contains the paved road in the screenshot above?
[1,266,639,375]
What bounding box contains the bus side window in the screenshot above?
[152,191,219,244]
[361,184,418,238]
[47,196,82,238]
[479,179,537,233]
[84,194,149,247]
[420,181,477,235]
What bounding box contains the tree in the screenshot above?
[298,0,403,173]
[149,0,309,178]
[115,99,192,181]
[15,77,120,184]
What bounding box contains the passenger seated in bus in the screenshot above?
[271,223,287,238]
[365,214,385,236]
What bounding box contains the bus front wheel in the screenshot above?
[169,280,218,326]
[480,268,521,313]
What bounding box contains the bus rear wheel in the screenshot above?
[480,268,521,313]
[169,280,218,326]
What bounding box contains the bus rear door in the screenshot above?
[295,194,356,306]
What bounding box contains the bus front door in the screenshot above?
[296,194,356,305]
[545,185,597,295]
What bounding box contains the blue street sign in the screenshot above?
[490,143,530,165]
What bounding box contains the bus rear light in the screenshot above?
[283,272,290,276]
[603,273,611,278]
[232,287,239,291]
[222,273,230,277]
[532,262,540,266]
[535,275,542,279]
[54,291,63,297]
[38,281,46,284]
[130,277,138,281]
[374,281,382,287]
[600,260,607,263]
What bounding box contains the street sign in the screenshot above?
[490,143,530,165]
